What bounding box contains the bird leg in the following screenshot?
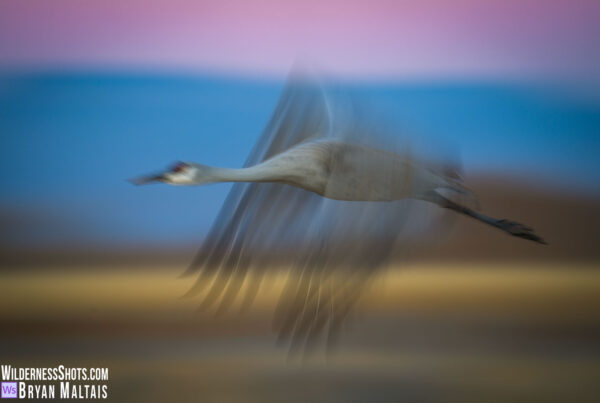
[424,190,546,244]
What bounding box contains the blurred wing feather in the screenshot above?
[184,73,443,351]
[183,71,331,279]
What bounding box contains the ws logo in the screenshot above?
[1,382,17,398]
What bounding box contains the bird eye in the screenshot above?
[172,162,187,173]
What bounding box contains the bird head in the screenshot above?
[130,161,210,186]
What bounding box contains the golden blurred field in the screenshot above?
[2,263,600,402]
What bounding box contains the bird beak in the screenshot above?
[128,173,166,185]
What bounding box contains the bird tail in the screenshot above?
[436,178,481,211]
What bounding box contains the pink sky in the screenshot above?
[0,0,599,80]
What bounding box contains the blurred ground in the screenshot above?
[1,179,599,402]
[1,264,599,402]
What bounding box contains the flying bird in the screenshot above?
[132,72,545,352]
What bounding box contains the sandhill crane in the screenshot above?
[132,72,545,352]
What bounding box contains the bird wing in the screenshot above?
[184,72,446,352]
[182,69,330,276]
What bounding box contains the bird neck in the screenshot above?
[204,165,278,184]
